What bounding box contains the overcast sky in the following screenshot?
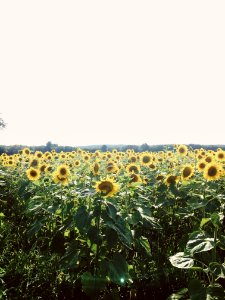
[0,1,225,146]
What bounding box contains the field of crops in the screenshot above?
[0,145,225,299]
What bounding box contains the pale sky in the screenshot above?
[0,1,225,147]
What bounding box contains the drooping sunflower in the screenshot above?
[105,161,119,173]
[181,165,194,181]
[164,174,179,186]
[26,168,40,181]
[29,157,39,168]
[203,162,222,181]
[52,172,69,185]
[95,177,119,197]
[39,163,48,173]
[56,164,70,179]
[126,163,140,174]
[177,145,188,156]
[91,162,100,175]
[128,173,142,185]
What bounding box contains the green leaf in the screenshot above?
[209,262,225,279]
[107,253,132,285]
[169,252,194,269]
[74,205,91,233]
[206,284,224,300]
[185,231,215,255]
[138,236,151,256]
[136,207,162,230]
[188,278,206,300]
[27,220,43,237]
[81,272,106,296]
[217,235,225,250]
[167,288,188,300]
[211,213,223,229]
[105,217,132,249]
[105,201,117,221]
[200,218,211,228]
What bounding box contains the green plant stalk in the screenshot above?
[95,199,102,275]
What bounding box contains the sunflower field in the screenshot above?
[0,145,225,299]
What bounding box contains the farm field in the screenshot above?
[0,145,225,299]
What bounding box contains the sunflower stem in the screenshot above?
[95,199,102,275]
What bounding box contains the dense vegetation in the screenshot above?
[0,145,225,299]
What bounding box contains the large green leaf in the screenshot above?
[185,231,215,255]
[169,252,194,269]
[107,253,132,285]
[136,207,162,230]
[74,205,91,233]
[188,279,206,300]
[138,236,151,256]
[81,272,106,296]
[206,284,224,300]
[105,217,132,249]
[209,262,225,279]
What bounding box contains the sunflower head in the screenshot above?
[140,153,152,166]
[26,168,40,181]
[164,174,179,186]
[177,145,188,156]
[56,164,70,179]
[216,150,225,162]
[126,163,140,174]
[23,148,31,156]
[91,162,100,175]
[128,173,142,186]
[181,165,194,181]
[52,172,69,185]
[203,163,222,181]
[95,177,119,197]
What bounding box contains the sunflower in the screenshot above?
[140,153,152,166]
[126,163,140,174]
[95,177,119,197]
[22,148,31,156]
[216,150,225,162]
[177,145,188,156]
[56,164,70,179]
[39,163,48,173]
[164,174,179,186]
[52,172,69,185]
[128,173,142,185]
[197,160,206,172]
[203,163,222,181]
[26,168,40,181]
[181,165,194,181]
[30,158,39,168]
[35,151,43,159]
[91,162,100,175]
[74,160,81,167]
[106,161,119,173]
[205,155,214,164]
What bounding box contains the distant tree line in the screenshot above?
[0,142,224,155]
